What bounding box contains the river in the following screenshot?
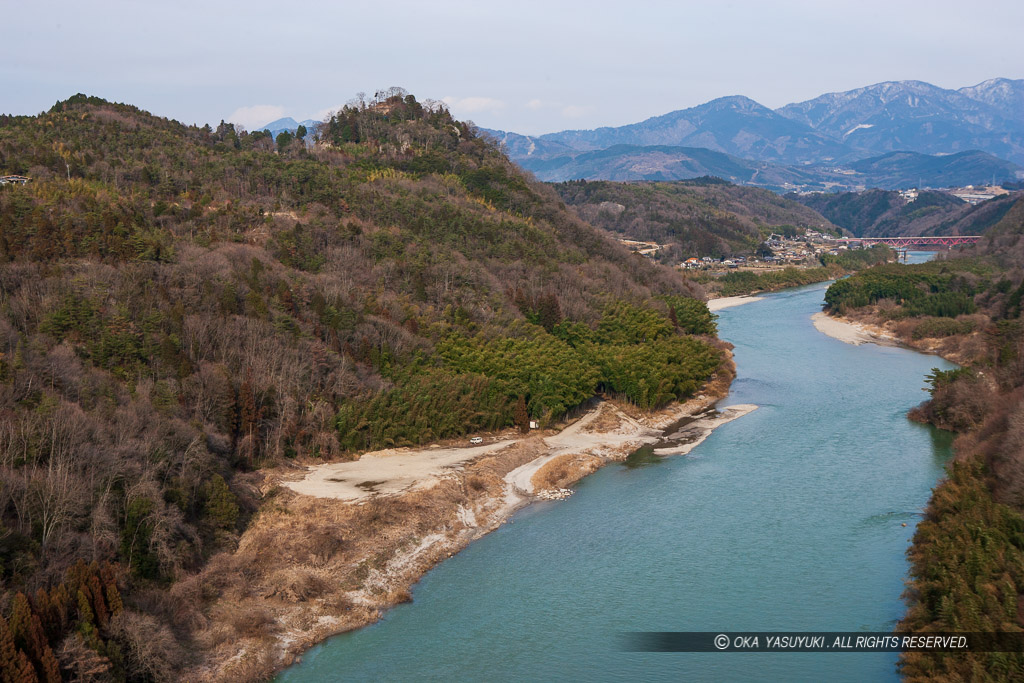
[280,255,955,682]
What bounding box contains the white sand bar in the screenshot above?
[284,440,513,501]
[285,398,760,503]
[811,312,896,346]
[707,295,765,311]
[504,402,655,494]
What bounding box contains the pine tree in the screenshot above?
[275,130,294,152]
[204,474,240,531]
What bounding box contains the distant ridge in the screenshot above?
[533,96,849,166]
[255,116,320,137]
[508,143,1021,191]
[490,78,1024,190]
[776,79,1024,163]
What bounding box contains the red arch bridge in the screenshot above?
[835,235,981,248]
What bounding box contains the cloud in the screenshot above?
[442,96,506,115]
[226,104,286,131]
[526,99,545,110]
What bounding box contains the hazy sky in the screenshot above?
[4,0,1022,135]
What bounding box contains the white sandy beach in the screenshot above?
[502,402,654,494]
[707,295,765,311]
[811,311,897,346]
[283,440,514,501]
[284,399,758,502]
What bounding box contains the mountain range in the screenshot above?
[777,79,1023,161]
[486,78,1024,190]
[511,144,1020,192]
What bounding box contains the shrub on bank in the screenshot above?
[911,317,977,340]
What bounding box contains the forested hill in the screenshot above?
[790,189,1021,238]
[553,179,837,258]
[0,92,725,679]
[820,196,1024,679]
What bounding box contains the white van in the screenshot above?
[469,436,483,445]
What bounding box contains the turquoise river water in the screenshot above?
[280,256,956,682]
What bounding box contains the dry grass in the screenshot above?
[581,409,623,433]
[842,307,993,367]
[180,364,736,682]
[263,568,330,602]
[181,477,484,679]
[531,453,603,490]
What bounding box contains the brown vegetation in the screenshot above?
[531,453,603,491]
[555,179,839,261]
[0,90,737,680]
[189,351,735,680]
[823,203,1024,678]
[180,428,586,678]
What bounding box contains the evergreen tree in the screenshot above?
[0,615,27,683]
[100,567,123,617]
[8,596,31,655]
[28,593,53,645]
[204,474,240,531]
[512,287,530,316]
[13,653,36,683]
[275,130,294,152]
[75,591,93,633]
[87,577,109,629]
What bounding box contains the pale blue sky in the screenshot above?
[3,0,1022,135]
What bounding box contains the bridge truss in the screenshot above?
[835,235,982,248]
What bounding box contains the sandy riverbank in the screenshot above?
[811,311,897,346]
[282,439,515,501]
[185,357,752,680]
[811,309,984,366]
[707,295,765,311]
